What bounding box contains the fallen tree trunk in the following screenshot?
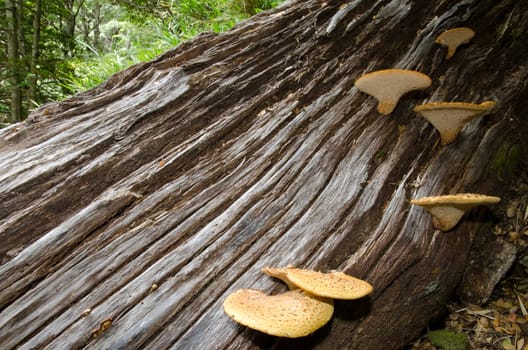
[0,0,527,348]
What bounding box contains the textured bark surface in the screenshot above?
[0,0,527,349]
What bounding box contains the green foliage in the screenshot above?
[0,101,9,126]
[61,0,267,93]
[427,329,470,350]
[0,0,76,121]
[235,0,282,14]
[0,0,284,122]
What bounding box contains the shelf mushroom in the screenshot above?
[223,289,334,338]
[262,266,373,300]
[410,193,501,231]
[435,27,475,59]
[354,69,432,115]
[413,101,496,145]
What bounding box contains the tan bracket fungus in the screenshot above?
[410,193,501,231]
[435,27,475,59]
[354,69,432,115]
[262,266,373,300]
[413,101,496,145]
[223,289,334,338]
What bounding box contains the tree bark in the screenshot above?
[0,0,527,349]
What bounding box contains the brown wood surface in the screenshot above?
[0,0,527,349]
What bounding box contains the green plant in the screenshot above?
[427,329,470,350]
[59,1,283,95]
[235,0,281,14]
[491,143,522,181]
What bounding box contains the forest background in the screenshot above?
[0,0,282,126]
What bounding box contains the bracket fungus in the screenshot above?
[413,101,496,145]
[435,27,475,59]
[354,69,432,115]
[410,193,501,231]
[223,289,334,338]
[262,266,373,300]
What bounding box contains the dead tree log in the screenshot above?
[0,0,527,348]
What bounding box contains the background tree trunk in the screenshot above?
[63,0,84,57]
[0,0,527,349]
[29,0,42,105]
[14,0,25,59]
[93,0,100,50]
[5,0,22,123]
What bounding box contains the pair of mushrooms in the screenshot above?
[223,267,373,338]
[354,27,492,146]
[354,28,500,231]
[354,68,495,145]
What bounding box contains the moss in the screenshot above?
[510,11,524,39]
[490,143,522,181]
[427,329,470,350]
[424,280,440,294]
[374,149,388,164]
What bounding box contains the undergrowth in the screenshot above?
[62,0,283,94]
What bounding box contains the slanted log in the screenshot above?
[0,0,527,349]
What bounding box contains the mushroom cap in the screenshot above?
[354,69,432,115]
[410,193,501,231]
[223,289,334,338]
[262,266,373,300]
[435,27,475,59]
[413,101,496,145]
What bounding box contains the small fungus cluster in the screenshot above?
[223,267,372,337]
[354,27,493,146]
[91,318,112,338]
[353,27,501,231]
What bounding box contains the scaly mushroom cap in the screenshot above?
[435,27,475,59]
[413,101,495,145]
[223,289,334,338]
[354,69,432,115]
[410,193,501,231]
[262,266,373,300]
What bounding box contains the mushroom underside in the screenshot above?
[426,205,467,231]
[354,69,432,115]
[435,27,475,59]
[413,102,496,145]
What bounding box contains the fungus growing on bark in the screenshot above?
[91,317,113,338]
[435,27,475,59]
[223,289,334,338]
[81,308,91,317]
[410,193,501,231]
[413,101,496,145]
[354,69,432,115]
[262,266,373,300]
